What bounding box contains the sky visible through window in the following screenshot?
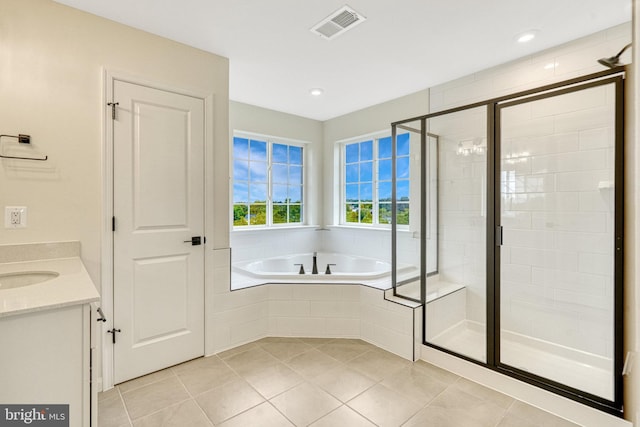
[233,136,303,226]
[345,133,410,225]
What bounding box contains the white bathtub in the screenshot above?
[233,252,415,281]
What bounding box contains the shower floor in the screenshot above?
[429,320,613,401]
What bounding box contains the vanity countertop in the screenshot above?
[0,242,100,318]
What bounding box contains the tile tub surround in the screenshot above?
[99,337,579,427]
[0,241,100,316]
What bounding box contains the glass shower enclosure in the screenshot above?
[391,68,624,415]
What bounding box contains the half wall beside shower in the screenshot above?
[391,68,624,415]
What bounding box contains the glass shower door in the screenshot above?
[497,78,622,402]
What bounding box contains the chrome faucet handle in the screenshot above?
[294,263,305,274]
[325,264,336,275]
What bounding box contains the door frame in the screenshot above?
[101,69,214,390]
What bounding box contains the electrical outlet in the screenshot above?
[5,206,27,229]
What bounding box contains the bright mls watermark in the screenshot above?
[0,405,68,426]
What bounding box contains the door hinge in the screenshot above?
[107,328,121,344]
[496,225,503,246]
[107,102,119,120]
[112,216,116,232]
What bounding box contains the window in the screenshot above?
[232,135,303,227]
[343,133,410,225]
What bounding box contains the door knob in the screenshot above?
[184,236,201,246]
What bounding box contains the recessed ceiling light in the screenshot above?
[517,30,538,43]
[309,88,324,96]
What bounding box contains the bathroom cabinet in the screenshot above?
[0,303,96,427]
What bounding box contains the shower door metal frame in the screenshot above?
[493,74,625,414]
[391,65,625,416]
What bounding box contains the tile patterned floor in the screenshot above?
[98,337,580,427]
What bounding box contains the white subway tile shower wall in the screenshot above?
[500,83,616,360]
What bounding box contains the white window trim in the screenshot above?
[232,130,309,229]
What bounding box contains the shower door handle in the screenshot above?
[496,226,503,246]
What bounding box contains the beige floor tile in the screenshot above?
[298,337,336,347]
[223,347,280,377]
[270,382,341,426]
[404,386,506,427]
[261,340,313,361]
[310,405,376,427]
[121,376,191,420]
[217,341,260,359]
[98,387,120,403]
[285,348,342,378]
[118,368,175,394]
[195,378,264,424]
[312,365,377,402]
[243,362,304,399]
[382,365,448,406]
[453,377,514,409]
[348,383,421,427]
[173,356,238,396]
[411,360,460,385]
[98,393,131,427]
[347,348,410,381]
[504,400,580,427]
[317,339,374,362]
[218,402,294,427]
[132,399,212,427]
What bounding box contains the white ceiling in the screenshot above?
[53,0,630,121]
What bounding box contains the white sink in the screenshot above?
[0,271,59,290]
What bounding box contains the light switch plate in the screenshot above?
[5,206,27,228]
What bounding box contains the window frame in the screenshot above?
[339,131,411,228]
[232,131,307,229]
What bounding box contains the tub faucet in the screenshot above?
[312,252,318,274]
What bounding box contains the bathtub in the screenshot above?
[233,252,416,282]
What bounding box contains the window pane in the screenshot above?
[397,180,410,200]
[290,205,302,223]
[360,161,373,182]
[250,184,267,203]
[288,185,302,203]
[250,139,267,161]
[289,166,302,184]
[378,181,392,201]
[379,136,392,158]
[249,204,266,225]
[379,203,392,224]
[273,204,287,224]
[360,183,373,201]
[378,159,392,181]
[346,144,359,163]
[250,161,267,182]
[345,203,359,223]
[360,140,373,161]
[233,204,248,226]
[346,164,359,183]
[360,203,373,223]
[397,203,410,225]
[346,184,359,201]
[397,157,410,179]
[272,164,288,183]
[272,143,288,163]
[289,146,302,165]
[397,133,410,156]
[233,159,249,181]
[233,182,249,203]
[233,137,249,159]
[273,184,287,203]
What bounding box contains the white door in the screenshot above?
[112,79,205,383]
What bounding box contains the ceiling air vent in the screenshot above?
[311,6,366,40]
